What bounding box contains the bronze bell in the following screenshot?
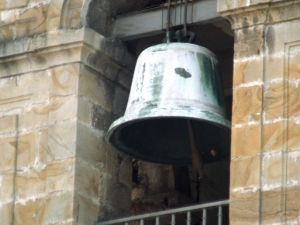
[106,43,231,165]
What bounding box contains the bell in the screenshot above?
[106,43,231,165]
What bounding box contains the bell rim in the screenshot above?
[106,110,231,164]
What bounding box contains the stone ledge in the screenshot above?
[217,0,300,29]
[0,28,135,89]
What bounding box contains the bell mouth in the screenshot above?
[106,110,231,165]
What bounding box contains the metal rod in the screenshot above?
[202,208,207,225]
[96,200,229,225]
[156,216,160,225]
[183,0,188,37]
[125,223,129,225]
[166,0,171,43]
[171,214,176,225]
[167,0,171,32]
[140,219,144,225]
[218,206,223,225]
[186,211,191,225]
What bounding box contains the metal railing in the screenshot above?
[95,200,229,225]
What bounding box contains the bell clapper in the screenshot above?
[187,120,205,180]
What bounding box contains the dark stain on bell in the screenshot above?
[174,68,192,78]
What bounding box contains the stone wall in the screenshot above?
[218,0,300,224]
[0,0,137,223]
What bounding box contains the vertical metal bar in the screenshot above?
[156,216,160,225]
[218,206,223,225]
[171,214,176,225]
[186,211,191,225]
[125,223,129,225]
[202,208,207,225]
[140,219,144,225]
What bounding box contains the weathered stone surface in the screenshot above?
[260,188,282,223]
[262,121,284,152]
[233,59,263,88]
[230,191,260,225]
[232,85,262,125]
[285,186,300,223]
[0,171,14,204]
[0,115,17,134]
[75,157,101,199]
[263,81,285,121]
[230,155,260,191]
[0,202,13,225]
[231,124,261,157]
[261,151,282,191]
[92,104,117,132]
[234,25,264,59]
[77,96,91,124]
[286,151,300,186]
[47,121,77,160]
[14,192,73,225]
[287,83,300,118]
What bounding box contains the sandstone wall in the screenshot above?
[218,0,300,224]
[0,0,137,223]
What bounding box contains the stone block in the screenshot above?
[260,189,282,224]
[264,56,284,82]
[76,121,106,164]
[230,191,260,225]
[0,1,6,10]
[0,202,13,225]
[46,0,64,30]
[77,96,91,124]
[234,25,264,59]
[231,124,261,157]
[0,115,17,134]
[262,121,284,152]
[7,0,28,9]
[78,67,114,112]
[285,186,300,222]
[0,10,17,24]
[0,71,49,111]
[230,155,260,191]
[0,131,39,171]
[15,192,73,225]
[287,121,300,151]
[287,83,300,118]
[233,59,263,88]
[0,171,14,203]
[18,108,49,131]
[92,104,118,132]
[286,151,300,186]
[74,157,101,200]
[48,95,78,122]
[15,4,48,38]
[0,135,16,171]
[263,81,285,121]
[15,132,37,170]
[44,158,75,193]
[112,86,129,116]
[50,64,80,97]
[16,170,46,201]
[232,85,262,125]
[116,70,133,90]
[37,128,49,166]
[74,193,99,225]
[0,25,14,40]
[288,49,300,80]
[47,121,77,160]
[261,151,282,191]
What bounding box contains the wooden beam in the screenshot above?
[110,0,221,41]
